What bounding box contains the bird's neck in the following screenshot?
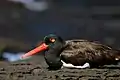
[44,42,63,69]
[46,41,65,57]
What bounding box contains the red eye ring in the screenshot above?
[49,38,55,42]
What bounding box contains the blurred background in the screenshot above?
[0,0,120,62]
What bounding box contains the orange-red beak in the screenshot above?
[21,43,48,59]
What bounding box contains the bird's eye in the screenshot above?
[49,38,56,43]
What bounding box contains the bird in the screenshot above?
[21,34,120,70]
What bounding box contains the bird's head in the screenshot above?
[21,34,64,59]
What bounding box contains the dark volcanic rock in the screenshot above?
[0,56,120,80]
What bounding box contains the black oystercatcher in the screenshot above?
[21,34,120,69]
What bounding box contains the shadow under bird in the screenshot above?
[21,34,120,70]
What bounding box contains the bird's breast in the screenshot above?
[44,53,62,68]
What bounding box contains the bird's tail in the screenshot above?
[114,50,120,61]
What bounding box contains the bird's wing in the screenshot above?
[61,39,114,65]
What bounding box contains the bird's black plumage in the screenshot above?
[22,34,120,69]
[61,39,120,68]
[43,34,120,69]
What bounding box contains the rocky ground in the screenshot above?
[0,56,120,80]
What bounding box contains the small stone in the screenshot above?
[0,68,5,71]
[32,69,42,75]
